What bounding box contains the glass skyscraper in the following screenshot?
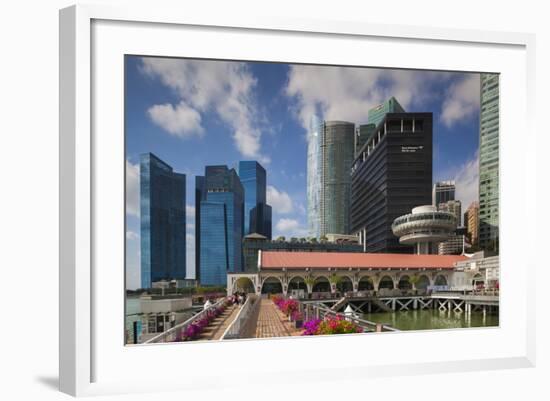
[479,73,499,254]
[194,176,206,282]
[308,118,355,237]
[198,166,244,286]
[140,153,186,289]
[355,98,405,158]
[237,161,272,239]
[319,121,355,236]
[355,123,376,158]
[367,96,405,127]
[307,115,322,238]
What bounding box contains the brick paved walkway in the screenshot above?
[254,299,303,338]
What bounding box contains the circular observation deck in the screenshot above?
[392,205,457,245]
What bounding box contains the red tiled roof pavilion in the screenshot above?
[260,251,468,270]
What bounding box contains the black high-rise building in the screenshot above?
[350,113,433,253]
[194,176,206,282]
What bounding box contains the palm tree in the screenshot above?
[304,275,315,299]
[360,276,374,291]
[329,273,342,296]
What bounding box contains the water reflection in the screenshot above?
[362,309,499,331]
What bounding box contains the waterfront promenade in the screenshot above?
[254,298,302,338]
[142,288,498,344]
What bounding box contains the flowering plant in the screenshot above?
[280,299,299,316]
[317,314,363,335]
[302,318,322,335]
[301,315,363,336]
[291,311,303,322]
[271,295,284,308]
[183,322,201,340]
[182,303,228,341]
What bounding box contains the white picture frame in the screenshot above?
[59,3,536,397]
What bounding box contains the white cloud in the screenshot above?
[267,185,293,214]
[186,233,195,279]
[285,65,450,131]
[141,58,269,163]
[125,243,141,290]
[126,230,139,240]
[126,159,139,217]
[441,75,480,127]
[186,205,195,219]
[147,101,204,137]
[275,218,309,237]
[453,153,479,212]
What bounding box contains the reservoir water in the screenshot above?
[361,309,499,331]
[126,297,141,335]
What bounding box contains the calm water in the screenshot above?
[126,297,141,315]
[126,297,141,334]
[361,309,499,331]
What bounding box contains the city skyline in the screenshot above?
[126,56,481,289]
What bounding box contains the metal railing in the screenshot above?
[221,294,260,340]
[472,288,499,297]
[143,297,227,344]
[306,303,399,333]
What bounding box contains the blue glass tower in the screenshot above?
[249,203,272,240]
[140,153,186,289]
[199,166,244,286]
[237,161,272,239]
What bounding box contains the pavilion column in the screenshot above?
[330,283,337,295]
[373,278,380,292]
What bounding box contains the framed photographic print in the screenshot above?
[60,4,536,397]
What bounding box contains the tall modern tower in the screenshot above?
[356,98,406,163]
[194,176,206,282]
[198,166,244,286]
[140,153,186,289]
[355,124,376,158]
[368,96,405,127]
[351,112,433,253]
[319,121,355,236]
[479,73,499,254]
[432,180,456,207]
[237,161,272,239]
[307,115,322,238]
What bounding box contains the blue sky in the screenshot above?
[125,56,480,289]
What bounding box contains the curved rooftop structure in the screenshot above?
[392,205,457,254]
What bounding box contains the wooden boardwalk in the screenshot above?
[254,299,303,338]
